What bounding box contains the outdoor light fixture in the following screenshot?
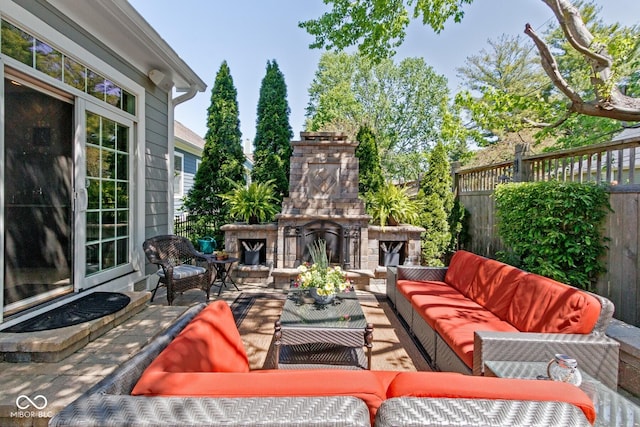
[148,69,173,91]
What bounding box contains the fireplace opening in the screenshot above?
[240,239,266,265]
[300,220,342,266]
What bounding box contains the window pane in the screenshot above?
[116,238,129,265]
[103,150,115,179]
[86,243,99,276]
[116,210,128,237]
[116,182,129,208]
[102,180,115,209]
[122,90,136,115]
[116,124,128,152]
[1,20,34,66]
[87,69,105,101]
[102,119,116,149]
[35,40,62,80]
[104,80,122,107]
[101,241,115,269]
[87,212,100,241]
[86,146,101,177]
[102,211,115,239]
[87,179,100,209]
[64,56,86,91]
[116,153,128,180]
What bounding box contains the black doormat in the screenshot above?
[3,292,131,333]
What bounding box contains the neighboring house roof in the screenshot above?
[175,120,205,155]
[612,125,640,142]
[47,0,206,98]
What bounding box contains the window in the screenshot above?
[174,152,184,198]
[1,19,136,114]
[85,112,130,276]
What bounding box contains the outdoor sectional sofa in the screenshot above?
[386,250,620,389]
[50,299,597,426]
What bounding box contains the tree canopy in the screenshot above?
[306,51,456,182]
[300,0,640,123]
[184,61,245,234]
[252,60,293,201]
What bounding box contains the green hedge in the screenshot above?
[494,181,610,291]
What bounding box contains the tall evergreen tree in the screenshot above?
[355,125,384,196]
[252,60,293,200]
[417,142,454,266]
[184,61,245,241]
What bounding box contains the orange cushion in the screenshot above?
[466,258,527,320]
[397,279,461,302]
[430,303,518,368]
[410,289,480,329]
[387,372,596,424]
[505,274,601,333]
[137,300,249,374]
[444,251,485,296]
[132,369,390,423]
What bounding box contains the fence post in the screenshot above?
[513,143,531,182]
[451,161,461,195]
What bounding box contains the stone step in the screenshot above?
[0,291,150,363]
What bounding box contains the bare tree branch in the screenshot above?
[525,1,640,122]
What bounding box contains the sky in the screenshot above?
[128,0,640,146]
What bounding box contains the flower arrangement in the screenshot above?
[294,239,351,296]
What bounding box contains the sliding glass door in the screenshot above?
[3,78,74,314]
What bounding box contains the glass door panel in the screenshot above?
[3,78,73,313]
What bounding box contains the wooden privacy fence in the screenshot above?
[454,135,640,327]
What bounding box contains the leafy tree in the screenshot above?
[355,125,384,196]
[252,60,293,200]
[184,61,245,242]
[300,0,640,122]
[454,34,556,146]
[417,142,455,266]
[306,51,454,182]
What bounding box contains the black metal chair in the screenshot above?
[143,235,212,305]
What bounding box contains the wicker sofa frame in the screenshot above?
[48,304,371,427]
[49,302,595,427]
[386,263,620,390]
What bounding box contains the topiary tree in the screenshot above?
[252,60,293,201]
[355,125,384,196]
[184,61,245,244]
[417,142,454,266]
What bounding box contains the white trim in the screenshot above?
[0,62,4,323]
[174,151,185,199]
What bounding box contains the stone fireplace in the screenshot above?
[223,131,424,289]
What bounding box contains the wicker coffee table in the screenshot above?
[274,291,373,370]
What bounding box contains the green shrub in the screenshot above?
[220,180,280,224]
[494,181,610,291]
[366,182,421,228]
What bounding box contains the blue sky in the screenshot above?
[128,0,640,145]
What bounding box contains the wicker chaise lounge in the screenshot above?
[386,250,620,389]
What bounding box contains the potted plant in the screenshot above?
[220,180,280,224]
[380,241,403,266]
[366,182,421,228]
[293,239,351,304]
[242,241,264,265]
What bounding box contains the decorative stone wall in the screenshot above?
[221,222,277,286]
